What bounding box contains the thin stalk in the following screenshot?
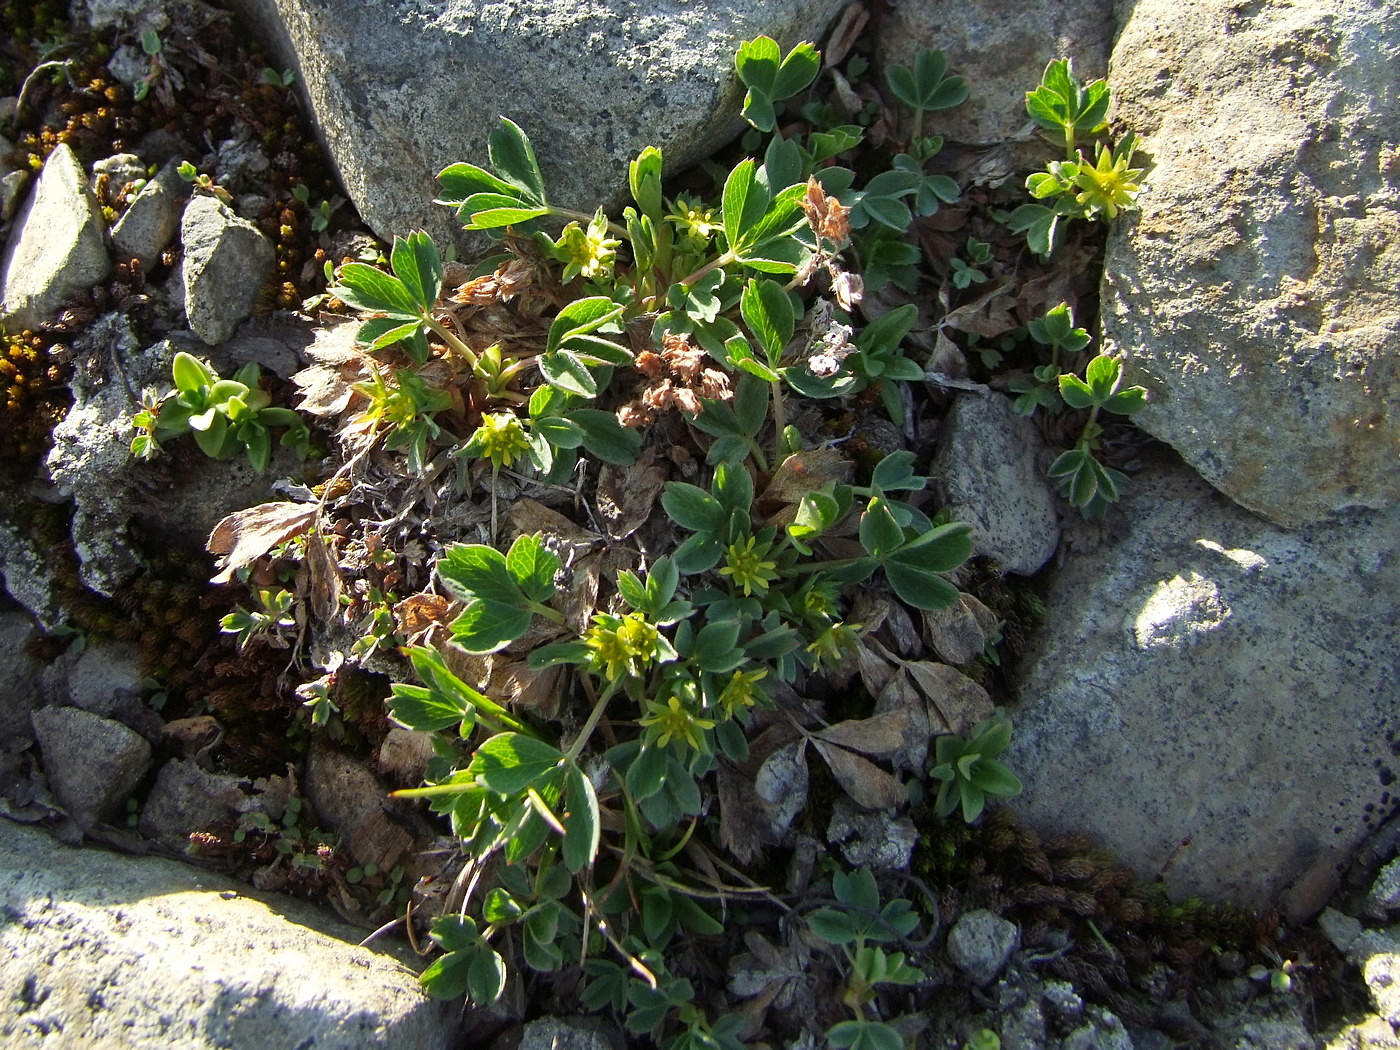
[769,378,787,464]
[908,106,925,156]
[424,315,479,368]
[564,682,618,762]
[549,206,631,242]
[528,601,567,626]
[677,249,738,288]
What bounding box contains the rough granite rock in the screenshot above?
[0,142,111,332]
[30,706,152,829]
[1101,0,1400,526]
[0,820,457,1050]
[946,909,1019,987]
[138,759,249,852]
[875,0,1115,148]
[221,0,847,251]
[0,612,44,745]
[930,390,1060,576]
[180,193,275,345]
[1006,457,1400,915]
[111,158,188,267]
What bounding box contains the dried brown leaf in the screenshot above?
[304,528,342,622]
[207,502,316,584]
[822,3,868,67]
[814,709,911,757]
[291,322,365,417]
[941,278,1020,339]
[905,660,994,736]
[811,740,906,811]
[856,637,899,698]
[757,447,853,525]
[594,450,669,540]
[717,763,766,866]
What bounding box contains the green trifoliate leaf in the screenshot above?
[1026,58,1110,135]
[1058,372,1097,410]
[568,408,642,465]
[885,48,968,112]
[332,262,421,317]
[562,761,601,872]
[849,168,921,230]
[504,532,559,603]
[435,161,519,208]
[662,482,725,533]
[547,296,626,355]
[870,450,925,493]
[389,230,443,313]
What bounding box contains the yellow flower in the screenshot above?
[665,196,721,245]
[584,611,665,683]
[716,667,767,717]
[806,620,861,672]
[718,536,780,598]
[1070,143,1144,220]
[554,208,621,283]
[639,693,715,752]
[470,411,532,469]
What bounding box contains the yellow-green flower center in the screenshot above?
[718,536,780,597]
[473,412,532,469]
[639,693,716,752]
[584,611,663,682]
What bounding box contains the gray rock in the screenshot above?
[1367,857,1400,919]
[180,193,274,345]
[875,0,1114,148]
[931,390,1060,575]
[138,759,248,852]
[946,909,1019,987]
[44,313,160,595]
[1006,458,1400,914]
[502,1016,623,1050]
[59,637,143,715]
[826,797,918,871]
[1325,1015,1400,1050]
[1223,1018,1317,1050]
[0,513,64,629]
[30,706,152,828]
[1367,954,1400,1027]
[111,158,187,266]
[304,742,415,870]
[0,819,456,1049]
[0,611,44,746]
[0,135,27,221]
[221,0,846,251]
[92,152,147,186]
[1060,1008,1135,1050]
[1101,0,1400,526]
[0,142,111,332]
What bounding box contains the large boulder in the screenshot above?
[0,820,458,1049]
[1101,0,1400,527]
[222,0,847,250]
[1005,456,1400,917]
[0,142,111,332]
[875,0,1115,148]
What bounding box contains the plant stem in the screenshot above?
[677,250,738,288]
[769,378,787,464]
[908,106,925,157]
[530,601,567,625]
[548,206,631,242]
[565,683,617,762]
[425,316,479,368]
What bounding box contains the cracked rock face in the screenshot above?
[1101,0,1400,527]
[220,0,847,252]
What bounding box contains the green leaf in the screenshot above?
[539,351,598,398]
[467,942,508,1004]
[1085,353,1121,398]
[470,732,564,795]
[1005,203,1065,257]
[725,335,779,382]
[461,198,551,231]
[547,296,626,355]
[629,145,664,218]
[505,533,559,603]
[439,544,520,605]
[662,482,725,533]
[1058,373,1096,409]
[733,183,806,261]
[969,758,1022,797]
[763,135,805,192]
[563,761,600,872]
[808,908,862,946]
[1102,386,1147,415]
[773,40,820,99]
[171,351,213,393]
[534,415,583,449]
[886,49,968,112]
[487,117,547,204]
[568,408,642,465]
[859,498,904,558]
[357,317,423,353]
[693,618,744,674]
[332,263,420,318]
[626,742,669,801]
[390,231,443,312]
[722,159,768,249]
[435,161,519,207]
[740,277,795,367]
[870,451,924,493]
